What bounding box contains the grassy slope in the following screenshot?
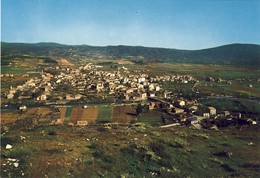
[1,125,259,177]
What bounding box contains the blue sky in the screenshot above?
[2,0,260,49]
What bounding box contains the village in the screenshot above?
[2,63,258,129]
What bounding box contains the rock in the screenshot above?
[6,144,12,149]
[248,142,254,146]
[14,163,19,167]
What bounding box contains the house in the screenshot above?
[140,93,147,100]
[74,94,82,100]
[176,100,185,107]
[149,93,155,97]
[173,108,184,114]
[76,121,88,126]
[9,86,16,94]
[149,102,156,110]
[208,107,216,116]
[189,106,198,113]
[203,113,210,118]
[19,105,27,112]
[7,93,14,99]
[223,111,230,116]
[37,94,47,101]
[138,84,144,89]
[149,84,155,91]
[123,94,129,100]
[96,83,104,91]
[65,94,74,100]
[138,77,145,83]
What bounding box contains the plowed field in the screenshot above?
[70,107,98,124]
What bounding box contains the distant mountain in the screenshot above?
[1,42,259,66]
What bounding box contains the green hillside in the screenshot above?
[1,42,259,65]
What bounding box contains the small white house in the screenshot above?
[76,121,88,126]
[208,107,216,116]
[203,113,210,118]
[19,105,27,111]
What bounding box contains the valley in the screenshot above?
[1,42,260,177]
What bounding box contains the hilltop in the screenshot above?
[1,42,260,65]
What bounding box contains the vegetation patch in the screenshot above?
[97,105,112,123]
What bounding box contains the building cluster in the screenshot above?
[4,62,258,129]
[148,98,257,128]
[5,63,195,102]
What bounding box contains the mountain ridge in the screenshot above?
[1,42,260,66]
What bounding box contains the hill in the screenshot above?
[1,42,259,65]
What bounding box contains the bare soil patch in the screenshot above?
[117,60,134,65]
[58,58,74,66]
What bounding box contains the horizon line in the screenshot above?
[1,41,260,51]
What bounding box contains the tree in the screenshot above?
[136,103,142,116]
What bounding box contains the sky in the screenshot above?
[2,0,260,49]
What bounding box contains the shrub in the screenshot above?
[1,135,20,147]
[48,131,57,136]
[3,147,33,163]
[149,142,167,158]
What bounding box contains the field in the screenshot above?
[56,107,67,124]
[1,112,21,125]
[1,66,37,74]
[64,107,72,123]
[69,107,98,125]
[96,105,112,123]
[139,110,164,126]
[1,107,56,126]
[112,105,137,123]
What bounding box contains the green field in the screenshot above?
[63,107,72,123]
[1,66,36,73]
[139,110,164,126]
[96,105,113,123]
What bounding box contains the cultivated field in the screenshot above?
[139,110,163,126]
[112,105,137,123]
[1,112,21,125]
[69,107,98,125]
[96,105,112,123]
[55,107,67,124]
